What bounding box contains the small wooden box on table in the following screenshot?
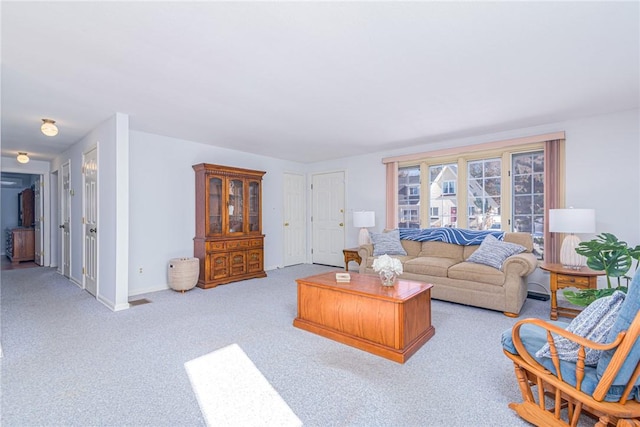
[540,263,604,320]
[293,271,435,363]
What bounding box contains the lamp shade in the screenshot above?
[353,211,375,228]
[41,119,58,137]
[548,209,595,234]
[16,152,29,164]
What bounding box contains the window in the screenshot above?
[398,166,420,228]
[428,163,458,228]
[512,151,544,258]
[467,158,501,231]
[442,180,456,195]
[395,147,545,258]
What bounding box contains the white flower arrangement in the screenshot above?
[372,254,403,276]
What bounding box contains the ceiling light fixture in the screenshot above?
[41,118,58,136]
[16,152,30,164]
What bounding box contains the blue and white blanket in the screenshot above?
[398,228,505,245]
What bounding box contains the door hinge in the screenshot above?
[508,170,511,177]
[310,184,313,190]
[82,217,85,224]
[82,267,86,274]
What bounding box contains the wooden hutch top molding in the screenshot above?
[192,163,266,179]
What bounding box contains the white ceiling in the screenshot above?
[2,1,638,164]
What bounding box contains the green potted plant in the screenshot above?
[563,233,640,306]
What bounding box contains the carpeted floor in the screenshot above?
[1,264,593,426]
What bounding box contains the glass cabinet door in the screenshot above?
[208,177,222,234]
[229,179,244,233]
[248,180,260,232]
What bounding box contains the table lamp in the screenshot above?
[353,211,375,246]
[549,208,596,270]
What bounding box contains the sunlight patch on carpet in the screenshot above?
[185,343,302,427]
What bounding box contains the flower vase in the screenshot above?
[379,271,397,287]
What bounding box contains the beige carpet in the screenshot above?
[185,343,302,427]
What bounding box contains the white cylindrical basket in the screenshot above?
[168,257,200,292]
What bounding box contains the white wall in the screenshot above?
[50,113,129,311]
[127,130,307,295]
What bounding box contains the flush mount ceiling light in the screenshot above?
[41,118,58,136]
[16,152,30,164]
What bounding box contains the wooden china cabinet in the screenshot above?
[193,163,266,288]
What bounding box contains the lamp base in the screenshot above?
[358,228,371,246]
[560,234,587,270]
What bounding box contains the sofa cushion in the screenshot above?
[401,239,423,257]
[448,261,505,286]
[404,257,459,277]
[418,241,464,262]
[536,291,625,366]
[370,229,407,256]
[365,255,415,269]
[466,235,525,269]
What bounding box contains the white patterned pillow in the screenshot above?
[536,291,626,366]
[370,229,407,256]
[466,234,525,269]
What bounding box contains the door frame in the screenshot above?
[310,169,346,267]
[283,172,307,267]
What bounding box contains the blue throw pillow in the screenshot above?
[466,234,525,269]
[370,229,407,256]
[536,291,625,366]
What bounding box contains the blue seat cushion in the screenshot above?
[502,320,627,402]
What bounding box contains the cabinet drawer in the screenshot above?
[250,238,263,247]
[207,241,226,251]
[557,274,591,287]
[227,240,250,249]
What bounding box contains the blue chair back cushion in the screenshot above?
[596,268,640,399]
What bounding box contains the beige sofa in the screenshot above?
[357,232,538,317]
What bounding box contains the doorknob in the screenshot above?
[89,228,97,233]
[339,223,344,227]
[284,223,289,226]
[59,225,65,229]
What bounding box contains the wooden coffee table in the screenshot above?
[293,271,435,363]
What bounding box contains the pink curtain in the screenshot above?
[544,139,564,264]
[385,162,398,229]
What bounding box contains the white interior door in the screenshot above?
[283,173,306,266]
[311,171,345,267]
[33,177,44,265]
[83,148,98,296]
[61,162,71,278]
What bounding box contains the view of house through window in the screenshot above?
[429,163,458,227]
[398,166,420,228]
[396,148,545,259]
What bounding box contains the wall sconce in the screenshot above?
[353,211,375,246]
[16,152,30,164]
[41,118,59,136]
[549,208,596,270]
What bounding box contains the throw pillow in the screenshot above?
[370,229,407,256]
[466,234,525,269]
[536,290,626,366]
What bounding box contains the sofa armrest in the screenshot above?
[502,252,538,276]
[357,244,373,273]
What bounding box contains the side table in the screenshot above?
[342,248,362,271]
[540,263,604,320]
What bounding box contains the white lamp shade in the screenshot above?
[16,152,29,164]
[41,119,58,137]
[548,209,595,234]
[353,211,375,228]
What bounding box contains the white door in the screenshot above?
[83,148,98,296]
[283,173,306,266]
[311,171,345,267]
[61,162,71,278]
[33,177,44,265]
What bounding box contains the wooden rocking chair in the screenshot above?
[502,270,640,427]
